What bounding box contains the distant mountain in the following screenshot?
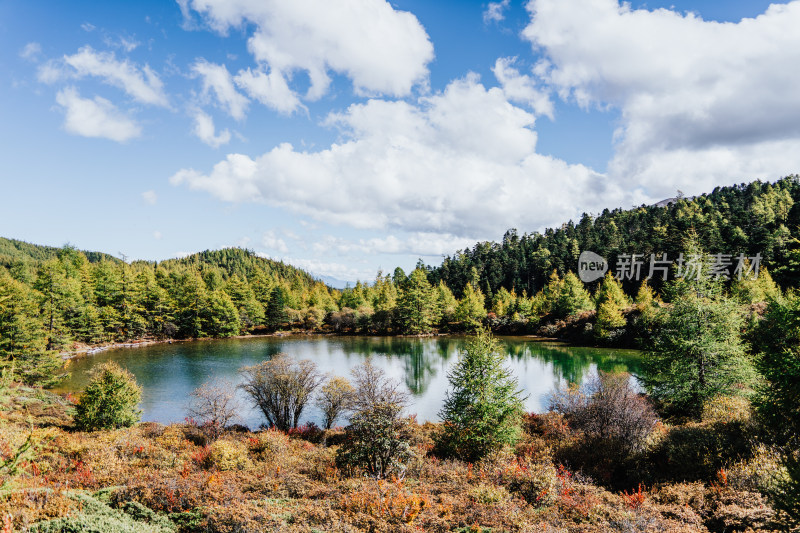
[314,274,354,290]
[0,236,120,267]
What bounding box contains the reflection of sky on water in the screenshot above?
[57,336,642,429]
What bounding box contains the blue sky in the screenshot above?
[2,0,799,283]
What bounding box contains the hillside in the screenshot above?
[0,237,120,267]
[428,176,800,298]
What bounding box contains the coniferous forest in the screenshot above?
[2,176,800,532]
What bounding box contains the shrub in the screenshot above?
[206,439,249,471]
[435,329,525,462]
[240,353,322,430]
[549,372,658,456]
[75,362,141,431]
[185,379,240,440]
[315,375,354,430]
[336,360,413,479]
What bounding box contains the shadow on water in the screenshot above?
[57,335,642,428]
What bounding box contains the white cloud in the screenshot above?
[56,86,141,142]
[153,230,163,240]
[39,46,168,107]
[523,0,800,198]
[192,110,231,147]
[171,74,625,240]
[261,230,289,253]
[186,0,433,100]
[492,57,553,119]
[20,42,42,61]
[484,0,510,24]
[81,22,96,32]
[234,68,304,114]
[191,60,249,120]
[313,233,477,258]
[141,190,158,204]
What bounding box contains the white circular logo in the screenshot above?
[578,251,608,282]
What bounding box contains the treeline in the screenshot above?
[0,246,338,383]
[2,176,798,385]
[428,175,800,298]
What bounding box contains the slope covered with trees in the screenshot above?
[428,175,800,298]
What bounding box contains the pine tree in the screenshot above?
[642,274,755,418]
[554,272,593,318]
[454,282,486,331]
[396,268,437,334]
[436,329,525,461]
[0,271,62,385]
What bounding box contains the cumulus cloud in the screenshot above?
[191,60,249,120]
[185,0,433,101]
[261,230,289,254]
[484,0,510,24]
[492,57,553,119]
[192,110,231,147]
[171,74,625,239]
[141,190,158,204]
[523,0,800,197]
[39,46,168,107]
[234,68,304,115]
[56,86,141,142]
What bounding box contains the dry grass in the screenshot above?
[0,383,781,532]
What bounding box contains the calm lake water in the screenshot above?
[57,335,642,429]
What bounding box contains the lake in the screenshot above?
[57,335,642,429]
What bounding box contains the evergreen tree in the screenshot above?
[642,276,755,418]
[75,362,142,430]
[436,329,525,461]
[203,289,241,337]
[0,271,62,385]
[751,291,800,444]
[554,272,593,318]
[265,284,290,330]
[396,268,437,334]
[454,282,486,331]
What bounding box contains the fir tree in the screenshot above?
[436,329,525,461]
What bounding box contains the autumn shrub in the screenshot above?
[646,414,755,485]
[185,379,240,440]
[548,372,657,488]
[701,395,752,425]
[74,362,141,431]
[336,360,414,479]
[247,428,289,461]
[240,353,322,430]
[315,375,354,430]
[205,439,249,471]
[725,443,786,493]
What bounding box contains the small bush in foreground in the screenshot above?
[336,360,413,479]
[75,362,141,431]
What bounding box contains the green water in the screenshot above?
[57,335,642,429]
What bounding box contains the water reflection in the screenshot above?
[57,335,641,428]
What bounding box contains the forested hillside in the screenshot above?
[429,175,800,298]
[1,176,798,385]
[0,237,119,266]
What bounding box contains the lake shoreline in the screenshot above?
[59,330,568,362]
